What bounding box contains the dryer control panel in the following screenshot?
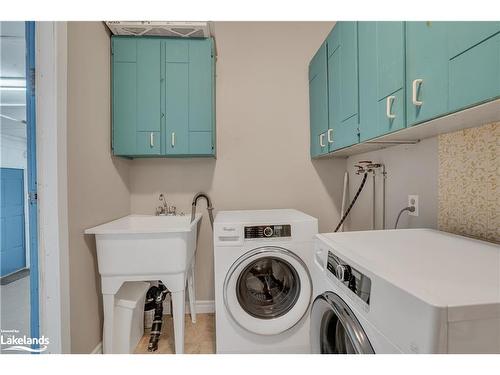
[327,251,371,305]
[244,224,291,239]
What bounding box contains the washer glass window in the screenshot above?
[236,256,300,319]
[320,310,356,353]
[311,292,374,354]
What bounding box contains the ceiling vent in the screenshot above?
[105,21,211,38]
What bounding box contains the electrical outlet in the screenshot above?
[408,195,419,216]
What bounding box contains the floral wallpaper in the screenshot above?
[438,122,499,244]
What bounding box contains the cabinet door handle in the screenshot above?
[412,79,423,106]
[150,132,154,148]
[319,133,326,148]
[386,96,396,119]
[327,129,334,143]
[171,132,175,147]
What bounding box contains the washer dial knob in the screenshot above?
[336,264,351,282]
[263,226,274,237]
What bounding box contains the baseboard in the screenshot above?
[163,299,215,315]
[90,342,103,354]
[0,268,30,285]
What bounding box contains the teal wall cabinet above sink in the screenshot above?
[309,21,500,159]
[112,36,216,158]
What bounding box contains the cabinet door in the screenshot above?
[448,23,500,112]
[338,22,359,122]
[377,22,405,100]
[112,38,137,155]
[308,42,329,158]
[406,22,449,126]
[136,131,161,155]
[137,39,161,132]
[359,22,405,141]
[378,89,405,136]
[447,21,500,59]
[327,22,359,151]
[188,38,215,155]
[164,40,189,155]
[358,22,378,141]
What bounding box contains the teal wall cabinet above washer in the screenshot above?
[308,42,329,158]
[327,21,360,151]
[309,21,500,158]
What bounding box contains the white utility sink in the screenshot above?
[85,213,202,354]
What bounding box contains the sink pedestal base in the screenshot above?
[100,261,196,354]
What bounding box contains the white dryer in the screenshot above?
[311,229,500,354]
[214,209,318,353]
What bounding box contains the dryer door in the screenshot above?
[310,291,374,354]
[223,246,312,335]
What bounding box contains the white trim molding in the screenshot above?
[90,342,103,354]
[36,21,71,354]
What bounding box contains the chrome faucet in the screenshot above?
[191,192,214,227]
[156,193,177,216]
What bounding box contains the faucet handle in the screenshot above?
[167,205,177,216]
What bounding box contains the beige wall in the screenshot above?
[344,121,499,245]
[345,137,439,232]
[64,21,498,353]
[67,22,131,353]
[129,22,346,301]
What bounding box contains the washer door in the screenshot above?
[224,246,312,335]
[310,292,374,354]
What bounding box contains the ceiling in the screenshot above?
[1,21,26,140]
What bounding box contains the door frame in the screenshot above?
[35,21,71,353]
[25,20,39,348]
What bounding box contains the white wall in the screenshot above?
[344,136,439,231]
[129,22,346,301]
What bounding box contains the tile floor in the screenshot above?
[0,275,30,354]
[134,313,215,354]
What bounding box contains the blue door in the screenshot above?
[0,168,26,276]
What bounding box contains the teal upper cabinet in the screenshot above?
[308,42,329,158]
[376,22,405,100]
[112,36,215,158]
[112,39,138,155]
[112,38,162,156]
[327,22,360,151]
[309,22,500,157]
[164,39,190,155]
[447,22,500,112]
[406,22,449,126]
[358,22,405,142]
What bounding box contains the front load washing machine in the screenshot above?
[214,209,318,353]
[310,229,500,354]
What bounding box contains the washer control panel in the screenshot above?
[327,250,371,305]
[244,224,291,239]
